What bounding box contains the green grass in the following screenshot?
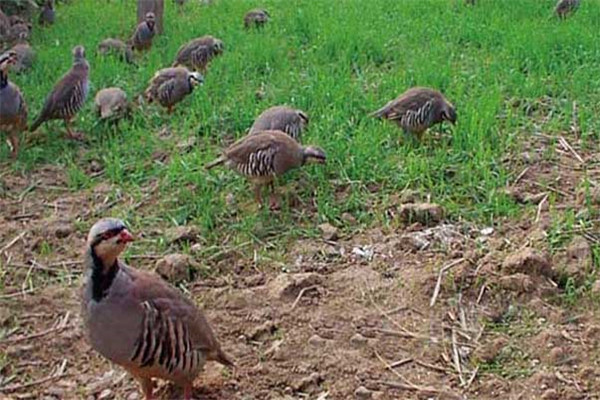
[3,0,600,259]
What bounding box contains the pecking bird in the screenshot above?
[144,67,203,113]
[172,36,224,73]
[249,105,308,143]
[244,8,270,29]
[131,12,155,52]
[98,38,135,64]
[7,20,31,45]
[81,218,233,400]
[95,87,129,122]
[30,45,89,140]
[39,0,55,26]
[371,87,456,140]
[0,51,28,158]
[205,130,326,208]
[555,0,581,19]
[8,32,35,73]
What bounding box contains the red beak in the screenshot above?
[119,229,135,243]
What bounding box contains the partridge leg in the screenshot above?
[64,119,84,141]
[7,131,19,159]
[254,184,263,206]
[137,377,154,400]
[167,106,173,114]
[268,182,280,210]
[183,384,193,400]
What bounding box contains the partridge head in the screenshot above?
[0,50,29,158]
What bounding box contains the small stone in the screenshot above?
[318,223,339,241]
[89,160,103,173]
[126,392,140,400]
[308,334,327,347]
[155,254,195,284]
[267,273,322,300]
[480,227,494,236]
[398,203,443,226]
[225,192,236,206]
[350,333,368,348]
[190,243,203,254]
[354,386,372,399]
[165,226,199,245]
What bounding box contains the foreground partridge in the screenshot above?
[39,0,55,25]
[555,0,580,18]
[172,36,224,73]
[30,45,89,140]
[131,12,155,52]
[371,87,456,140]
[98,38,135,64]
[205,130,326,207]
[0,51,28,158]
[81,219,233,400]
[249,105,308,142]
[244,9,270,29]
[144,67,203,113]
[95,87,129,121]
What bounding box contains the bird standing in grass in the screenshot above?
[371,87,456,141]
[0,51,28,158]
[98,38,135,64]
[205,130,326,208]
[555,0,581,19]
[95,87,129,122]
[172,36,224,73]
[244,9,270,29]
[81,218,233,400]
[39,0,55,26]
[249,105,308,143]
[8,32,35,73]
[131,12,155,52]
[30,45,89,140]
[144,67,203,113]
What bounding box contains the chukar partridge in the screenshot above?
[8,32,35,73]
[7,20,31,45]
[249,105,308,143]
[95,87,129,121]
[39,0,55,25]
[555,0,580,18]
[172,36,223,73]
[371,87,456,140]
[0,51,28,158]
[98,38,135,64]
[0,9,9,39]
[205,130,326,208]
[30,45,89,140]
[144,67,203,113]
[244,9,270,29]
[81,218,233,400]
[131,12,155,52]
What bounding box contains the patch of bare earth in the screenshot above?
[1,128,599,399]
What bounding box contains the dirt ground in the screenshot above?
[1,130,600,400]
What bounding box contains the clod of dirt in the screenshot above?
[546,346,567,365]
[350,333,369,348]
[559,236,593,282]
[473,337,508,362]
[45,220,75,239]
[498,273,534,293]
[267,273,322,300]
[502,248,553,278]
[318,223,339,241]
[341,212,357,224]
[591,280,600,295]
[541,389,559,400]
[308,334,327,347]
[354,386,373,399]
[398,203,443,225]
[155,253,196,284]
[246,321,278,342]
[292,372,324,394]
[165,225,199,245]
[584,325,600,343]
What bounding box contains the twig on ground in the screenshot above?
[452,328,466,386]
[465,366,479,390]
[512,166,530,186]
[430,258,465,307]
[535,194,549,223]
[559,136,583,164]
[290,285,319,311]
[0,231,27,255]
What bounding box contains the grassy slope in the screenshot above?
[4,0,600,260]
